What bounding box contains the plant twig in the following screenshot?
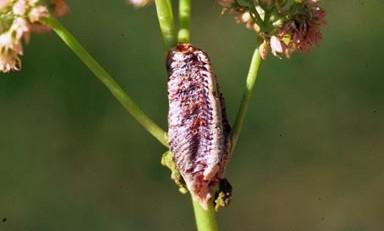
[177,0,191,43]
[42,17,168,147]
[155,0,177,49]
[231,48,262,154]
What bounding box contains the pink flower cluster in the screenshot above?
[217,0,326,59]
[0,0,69,73]
[270,0,326,58]
[0,17,28,72]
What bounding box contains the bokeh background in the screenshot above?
[1,0,384,230]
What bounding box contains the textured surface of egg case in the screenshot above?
[167,44,231,208]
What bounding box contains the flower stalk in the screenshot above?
[155,0,177,49]
[41,17,168,147]
[177,0,191,43]
[231,48,262,154]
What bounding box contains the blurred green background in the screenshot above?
[1,1,384,230]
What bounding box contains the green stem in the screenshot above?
[155,0,177,50]
[192,199,218,231]
[231,48,262,154]
[177,0,191,43]
[42,17,168,147]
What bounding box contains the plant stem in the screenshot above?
[155,0,177,50]
[177,0,191,43]
[192,199,218,231]
[42,17,168,147]
[231,48,262,154]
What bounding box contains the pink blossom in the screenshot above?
[0,0,65,72]
[270,35,283,56]
[234,11,260,31]
[217,0,326,59]
[0,32,23,72]
[10,18,29,40]
[28,5,49,22]
[277,1,326,56]
[12,0,27,16]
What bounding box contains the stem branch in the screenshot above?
[178,0,191,43]
[155,0,177,50]
[231,48,262,154]
[42,17,168,147]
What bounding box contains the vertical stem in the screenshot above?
[42,17,168,147]
[155,0,177,49]
[192,199,218,231]
[231,48,262,154]
[178,0,191,43]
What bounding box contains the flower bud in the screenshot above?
[270,35,283,56]
[258,40,269,60]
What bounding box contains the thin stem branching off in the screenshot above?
[178,0,191,43]
[42,17,168,147]
[231,48,262,154]
[155,0,177,49]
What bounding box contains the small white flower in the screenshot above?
[28,5,49,22]
[270,35,283,56]
[0,32,22,55]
